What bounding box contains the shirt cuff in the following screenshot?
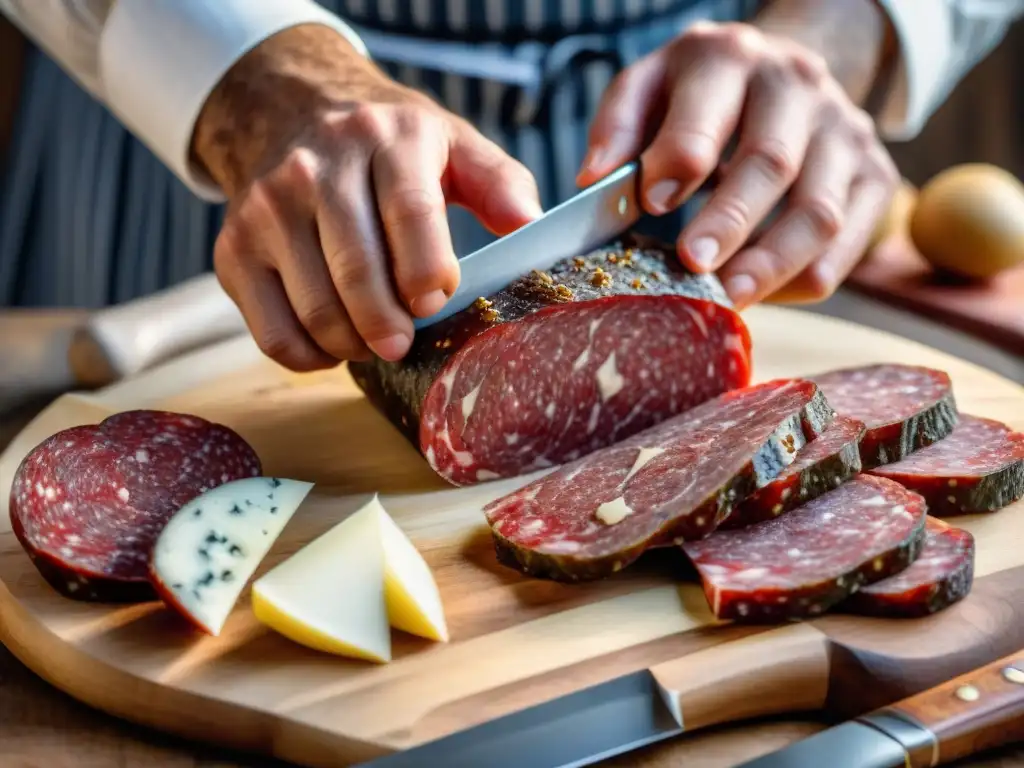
[97,0,368,202]
[872,0,954,142]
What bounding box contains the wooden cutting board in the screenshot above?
[0,305,1022,768]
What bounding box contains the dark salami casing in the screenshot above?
[720,415,865,529]
[349,235,752,487]
[9,410,262,602]
[812,364,959,469]
[868,414,1024,515]
[484,379,836,582]
[843,516,974,618]
[682,474,928,622]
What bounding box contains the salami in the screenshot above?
[484,379,836,582]
[811,364,958,469]
[843,517,974,618]
[9,410,262,602]
[681,475,927,621]
[868,414,1024,515]
[720,416,865,529]
[349,235,752,487]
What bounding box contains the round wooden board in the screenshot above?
[0,304,1022,768]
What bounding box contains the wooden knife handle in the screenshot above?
[863,647,1024,766]
[648,624,831,731]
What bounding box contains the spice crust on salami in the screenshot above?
[843,517,974,618]
[682,474,927,621]
[349,235,752,487]
[484,379,836,582]
[721,416,865,529]
[812,364,958,469]
[868,414,1024,516]
[9,410,262,602]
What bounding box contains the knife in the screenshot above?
[413,161,643,329]
[736,645,1024,768]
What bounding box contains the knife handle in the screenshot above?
[648,624,831,731]
[862,647,1024,766]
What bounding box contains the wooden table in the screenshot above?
[1,290,1022,768]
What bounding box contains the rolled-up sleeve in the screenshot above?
[0,0,367,201]
[874,0,1024,141]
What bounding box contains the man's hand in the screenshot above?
[578,18,899,309]
[192,25,541,371]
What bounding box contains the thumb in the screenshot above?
[445,124,543,236]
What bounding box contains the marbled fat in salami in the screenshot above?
[484,379,835,582]
[812,364,958,469]
[9,410,262,602]
[843,517,974,618]
[682,475,927,621]
[720,416,865,529]
[350,235,752,487]
[868,414,1024,515]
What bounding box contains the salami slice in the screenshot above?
[350,235,752,487]
[868,414,1024,515]
[484,379,835,582]
[681,475,927,621]
[720,416,865,529]
[9,410,262,602]
[843,517,974,618]
[811,364,958,469]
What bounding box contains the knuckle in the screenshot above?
[664,131,718,179]
[255,327,299,365]
[792,50,829,84]
[384,187,442,228]
[717,24,764,61]
[213,222,245,273]
[329,247,375,293]
[279,147,321,194]
[337,104,391,141]
[296,296,342,336]
[239,179,285,231]
[796,194,845,240]
[747,138,799,183]
[806,263,839,300]
[709,197,753,236]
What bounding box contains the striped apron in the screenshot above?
[0,0,760,309]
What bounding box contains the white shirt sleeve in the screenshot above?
[0,0,368,202]
[874,0,1024,141]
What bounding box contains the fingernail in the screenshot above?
[724,274,757,308]
[410,290,448,317]
[367,333,411,361]
[646,180,682,214]
[578,146,607,179]
[686,237,720,271]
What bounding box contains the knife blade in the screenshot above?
[413,161,643,330]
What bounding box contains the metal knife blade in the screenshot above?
[354,669,682,768]
[413,161,643,330]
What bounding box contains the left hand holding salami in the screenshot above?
[578,20,899,309]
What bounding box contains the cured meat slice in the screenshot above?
[9,410,262,602]
[681,475,927,621]
[811,363,958,469]
[720,416,865,529]
[349,235,752,487]
[843,517,974,618]
[484,379,836,582]
[868,414,1024,515]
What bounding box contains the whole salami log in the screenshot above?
[843,517,974,618]
[720,415,865,529]
[868,414,1024,515]
[811,363,958,469]
[484,378,836,582]
[349,235,752,487]
[9,410,262,602]
[681,474,927,621]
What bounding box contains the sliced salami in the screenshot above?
[350,235,752,487]
[868,414,1024,515]
[720,416,865,529]
[681,474,927,621]
[484,379,835,582]
[9,410,262,602]
[843,517,974,618]
[811,363,958,469]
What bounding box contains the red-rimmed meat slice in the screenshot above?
[843,517,974,618]
[681,475,927,621]
[721,416,865,529]
[868,414,1024,515]
[9,410,262,602]
[811,364,958,469]
[484,378,835,582]
[349,235,752,487]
